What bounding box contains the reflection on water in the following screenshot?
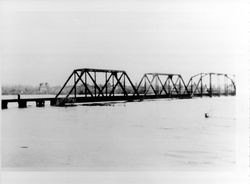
[1,96,236,170]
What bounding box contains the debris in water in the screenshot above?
[20,146,28,149]
[205,113,209,118]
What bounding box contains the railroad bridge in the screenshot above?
[1,68,236,109]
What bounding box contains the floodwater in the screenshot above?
[1,96,236,171]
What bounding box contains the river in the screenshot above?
[1,96,236,171]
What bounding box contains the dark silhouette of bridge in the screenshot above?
[1,68,236,109]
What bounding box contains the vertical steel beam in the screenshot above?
[167,79,171,95]
[105,72,108,96]
[94,71,96,97]
[209,73,212,97]
[224,75,228,95]
[112,73,114,96]
[200,75,203,97]
[123,73,126,96]
[155,75,159,95]
[217,74,220,95]
[225,75,236,94]
[178,79,182,93]
[85,72,87,97]
[223,75,227,94]
[74,72,76,99]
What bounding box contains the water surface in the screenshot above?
[1,96,236,171]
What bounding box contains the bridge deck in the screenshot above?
[1,93,236,109]
[2,94,193,109]
[2,98,54,103]
[54,94,192,105]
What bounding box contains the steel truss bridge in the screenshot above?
[1,68,236,109]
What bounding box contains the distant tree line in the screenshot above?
[1,83,61,95]
[2,83,143,95]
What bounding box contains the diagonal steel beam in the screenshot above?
[86,71,104,97]
[169,76,180,95]
[75,72,94,97]
[55,71,74,99]
[109,73,124,96]
[136,74,146,93]
[98,73,112,97]
[156,75,168,95]
[144,74,157,95]
[113,73,128,96]
[178,75,190,95]
[65,71,85,99]
[192,77,202,94]
[124,73,139,96]
[159,76,170,95]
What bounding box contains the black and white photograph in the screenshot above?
[0,0,249,183]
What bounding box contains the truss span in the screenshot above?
[136,73,190,97]
[54,68,139,106]
[186,73,236,97]
[52,69,236,106]
[1,68,237,109]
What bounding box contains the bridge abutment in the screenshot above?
[2,101,8,109]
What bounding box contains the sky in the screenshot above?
[0,0,248,86]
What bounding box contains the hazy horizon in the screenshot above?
[1,0,246,86]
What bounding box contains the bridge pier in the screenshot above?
[18,100,27,108]
[50,99,56,106]
[52,99,65,106]
[2,101,8,109]
[36,100,45,107]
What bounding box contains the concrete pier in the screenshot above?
[18,100,27,108]
[36,100,45,107]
